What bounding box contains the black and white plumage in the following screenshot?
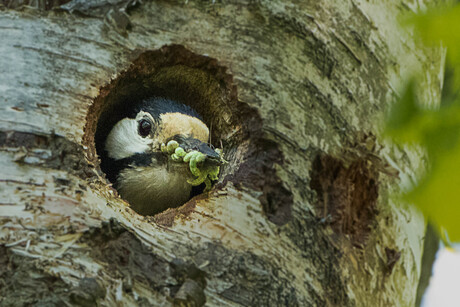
[100,97,219,215]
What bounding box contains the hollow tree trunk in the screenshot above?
[0,1,444,306]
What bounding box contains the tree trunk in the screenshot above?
[0,1,444,306]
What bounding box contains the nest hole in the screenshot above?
[83,45,246,216]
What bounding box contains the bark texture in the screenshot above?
[0,1,444,306]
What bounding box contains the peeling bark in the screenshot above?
[0,1,444,306]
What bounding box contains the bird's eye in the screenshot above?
[138,119,152,137]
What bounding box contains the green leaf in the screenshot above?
[387,99,460,241]
[422,106,460,159]
[406,140,460,241]
[385,82,419,141]
[386,4,460,241]
[409,5,460,66]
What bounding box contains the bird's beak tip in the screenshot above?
[173,136,224,164]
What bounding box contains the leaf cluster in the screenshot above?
[386,4,460,242]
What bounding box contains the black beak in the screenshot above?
[196,141,221,161]
[172,136,222,164]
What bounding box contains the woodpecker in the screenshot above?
[101,97,221,216]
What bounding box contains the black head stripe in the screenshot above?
[104,152,167,184]
[131,97,202,120]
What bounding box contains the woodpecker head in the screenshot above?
[101,97,220,215]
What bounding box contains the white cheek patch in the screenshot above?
[105,118,153,160]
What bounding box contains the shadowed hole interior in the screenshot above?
[83,45,244,216]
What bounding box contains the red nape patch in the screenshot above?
[309,154,379,247]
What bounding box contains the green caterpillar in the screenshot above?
[161,140,222,191]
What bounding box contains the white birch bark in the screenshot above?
[0,1,444,306]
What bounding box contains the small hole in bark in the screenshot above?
[309,154,379,247]
[83,45,245,217]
